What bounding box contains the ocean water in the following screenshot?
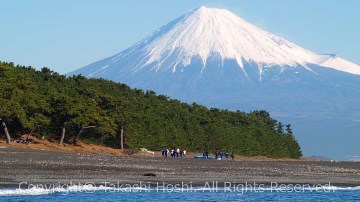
[1,185,360,202]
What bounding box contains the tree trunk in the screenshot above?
[120,126,124,150]
[74,126,95,144]
[2,121,11,144]
[26,131,32,142]
[74,126,84,144]
[59,126,65,145]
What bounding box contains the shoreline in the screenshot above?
[6,181,360,189]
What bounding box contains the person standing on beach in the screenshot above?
[183,150,186,157]
[231,152,235,160]
[180,149,183,157]
[171,148,174,158]
[225,151,229,160]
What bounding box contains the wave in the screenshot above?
[0,184,110,197]
[317,186,360,191]
[1,184,360,197]
[260,186,360,191]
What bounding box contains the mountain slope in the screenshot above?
[70,6,360,78]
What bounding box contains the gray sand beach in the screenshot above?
[0,146,359,188]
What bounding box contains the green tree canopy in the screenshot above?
[0,61,302,158]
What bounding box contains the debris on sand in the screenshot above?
[143,172,156,177]
[140,148,155,155]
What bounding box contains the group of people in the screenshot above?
[202,150,235,160]
[215,151,235,160]
[161,148,186,158]
[161,148,235,160]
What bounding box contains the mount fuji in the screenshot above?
[69,7,360,159]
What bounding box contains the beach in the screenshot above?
[0,145,359,189]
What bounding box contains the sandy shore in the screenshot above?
[0,145,360,188]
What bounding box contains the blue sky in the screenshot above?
[1,0,359,74]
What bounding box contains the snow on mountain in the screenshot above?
[71,6,360,78]
[134,6,359,75]
[319,55,360,75]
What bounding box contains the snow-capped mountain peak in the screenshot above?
[102,6,360,76]
[140,6,311,70]
[71,6,360,78]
